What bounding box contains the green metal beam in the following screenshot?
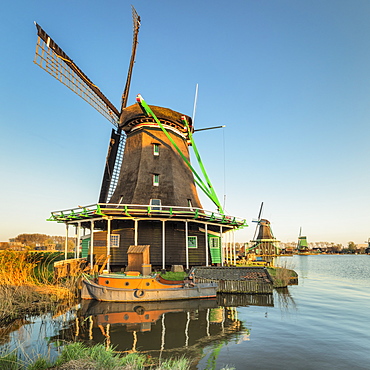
[181,116,223,213]
[136,94,224,214]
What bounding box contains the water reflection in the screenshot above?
[83,300,242,354]
[48,295,274,364]
[1,292,301,368]
[0,318,32,346]
[274,287,297,314]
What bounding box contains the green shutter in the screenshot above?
[81,238,90,258]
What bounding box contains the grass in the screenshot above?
[267,262,298,288]
[159,271,187,281]
[0,342,194,369]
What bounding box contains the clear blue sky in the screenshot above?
[1,0,370,245]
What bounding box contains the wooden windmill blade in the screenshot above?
[100,6,141,203]
[120,5,141,114]
[34,6,141,204]
[33,22,120,126]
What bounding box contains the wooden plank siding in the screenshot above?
[89,220,215,269]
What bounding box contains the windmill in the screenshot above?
[297,227,308,253]
[34,6,247,270]
[249,203,280,256]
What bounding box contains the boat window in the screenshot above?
[188,236,198,248]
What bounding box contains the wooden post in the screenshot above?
[225,231,229,265]
[90,220,94,271]
[205,223,209,266]
[64,223,69,260]
[220,226,223,266]
[233,229,236,265]
[134,219,138,245]
[185,221,189,270]
[162,220,166,270]
[75,223,81,259]
[107,218,111,272]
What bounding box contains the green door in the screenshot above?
[209,236,221,264]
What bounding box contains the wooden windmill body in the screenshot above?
[297,227,308,253]
[34,7,247,271]
[109,104,202,208]
[250,203,280,256]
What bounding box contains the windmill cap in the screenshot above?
[260,219,270,224]
[119,103,193,134]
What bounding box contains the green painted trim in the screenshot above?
[182,116,223,214]
[124,205,131,217]
[95,205,105,216]
[136,95,221,211]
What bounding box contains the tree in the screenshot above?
[347,241,357,253]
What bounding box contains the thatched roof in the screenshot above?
[119,104,193,133]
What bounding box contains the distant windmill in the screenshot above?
[297,227,309,253]
[250,203,280,256]
[34,6,247,269]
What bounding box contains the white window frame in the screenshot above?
[188,236,198,249]
[110,234,120,248]
[150,199,161,210]
[209,237,220,249]
[153,174,159,186]
[153,143,160,156]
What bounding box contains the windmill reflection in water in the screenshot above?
[59,295,273,355]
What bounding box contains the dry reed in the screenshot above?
[0,251,75,326]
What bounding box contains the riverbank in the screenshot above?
[0,251,76,326]
[0,342,236,369]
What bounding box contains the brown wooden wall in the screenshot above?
[90,220,212,269]
[109,127,202,209]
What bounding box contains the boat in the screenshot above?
[81,272,218,302]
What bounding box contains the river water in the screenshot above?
[0,255,369,369]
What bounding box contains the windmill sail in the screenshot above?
[120,5,141,113]
[34,8,140,203]
[99,130,126,203]
[100,6,141,203]
[33,23,120,126]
